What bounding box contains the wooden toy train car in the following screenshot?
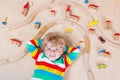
[10,38,22,47]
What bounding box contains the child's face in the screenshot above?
[44,42,64,61]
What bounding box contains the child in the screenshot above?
[26,32,80,80]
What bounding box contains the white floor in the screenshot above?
[0,0,120,80]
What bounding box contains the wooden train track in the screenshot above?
[0,22,57,65]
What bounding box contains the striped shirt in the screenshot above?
[26,39,80,80]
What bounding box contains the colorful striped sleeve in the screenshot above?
[64,46,80,67]
[26,39,42,60]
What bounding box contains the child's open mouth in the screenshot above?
[49,55,56,57]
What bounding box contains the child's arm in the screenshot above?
[64,32,80,67]
[26,39,42,60]
[64,46,80,67]
[64,46,80,54]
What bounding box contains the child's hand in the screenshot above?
[65,31,72,37]
[65,31,74,46]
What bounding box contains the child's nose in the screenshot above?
[51,50,56,53]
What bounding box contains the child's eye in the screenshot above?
[55,48,58,50]
[47,48,51,51]
[55,48,63,52]
[55,48,60,51]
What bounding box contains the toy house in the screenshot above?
[113,33,120,40]
[104,20,112,30]
[98,49,110,57]
[22,2,30,16]
[65,5,71,18]
[69,13,79,22]
[88,4,99,10]
[10,38,22,47]
[34,21,41,29]
[2,17,8,25]
[65,5,79,22]
[50,10,56,16]
[88,28,95,34]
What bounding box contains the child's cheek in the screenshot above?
[44,51,49,55]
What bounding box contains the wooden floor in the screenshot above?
[0,0,120,80]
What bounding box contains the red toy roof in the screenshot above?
[105,20,111,23]
[70,13,79,18]
[114,33,120,36]
[89,28,95,31]
[66,5,71,12]
[10,38,22,43]
[89,4,98,7]
[24,2,30,9]
[50,10,56,12]
[105,51,110,55]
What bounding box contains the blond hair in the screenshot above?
[42,32,66,51]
